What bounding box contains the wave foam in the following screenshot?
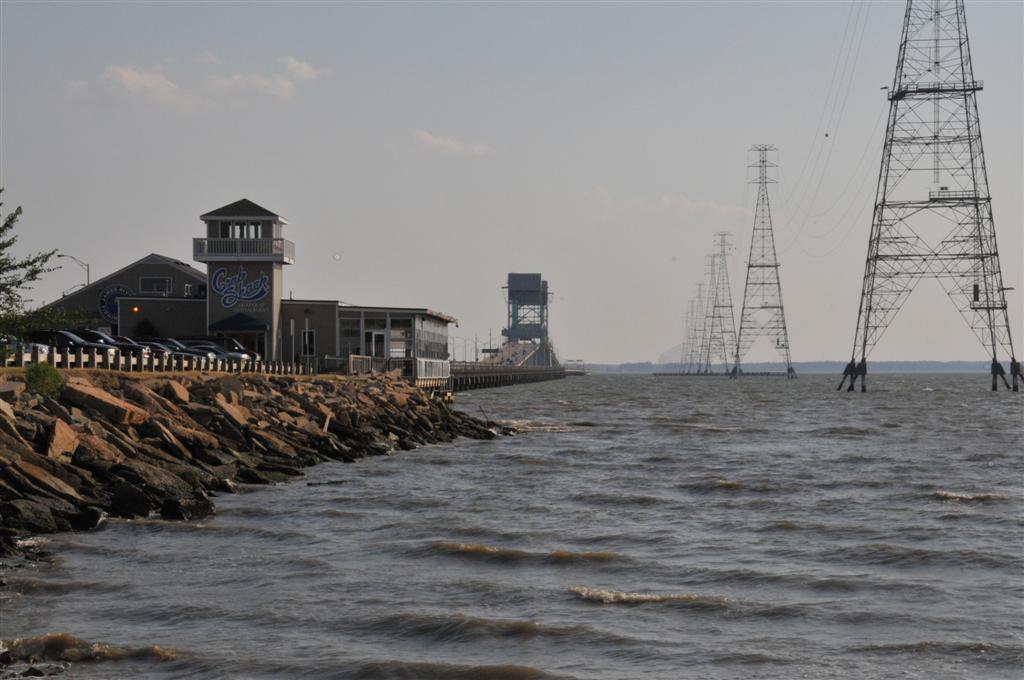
[933,490,1008,502]
[1,632,176,663]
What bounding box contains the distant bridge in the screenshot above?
[449,361,565,391]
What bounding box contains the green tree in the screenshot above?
[0,188,63,337]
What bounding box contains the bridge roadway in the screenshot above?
[447,361,565,391]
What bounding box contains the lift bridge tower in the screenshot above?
[842,0,1018,392]
[502,273,559,368]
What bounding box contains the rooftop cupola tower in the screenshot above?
[194,199,294,361]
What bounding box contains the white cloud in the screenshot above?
[414,130,490,157]
[102,65,201,112]
[82,55,328,111]
[282,56,330,81]
[205,72,294,100]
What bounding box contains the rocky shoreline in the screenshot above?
[1,370,505,674]
[0,370,502,555]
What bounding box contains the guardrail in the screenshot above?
[2,346,318,376]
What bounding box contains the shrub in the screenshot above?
[25,361,63,398]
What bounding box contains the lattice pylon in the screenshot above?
[684,284,706,373]
[734,145,795,378]
[841,0,1018,392]
[700,233,738,374]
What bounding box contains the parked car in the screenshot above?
[76,329,150,360]
[131,339,189,362]
[138,337,217,362]
[180,341,250,364]
[178,336,261,362]
[28,330,117,358]
[0,336,49,358]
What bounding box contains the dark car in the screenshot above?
[76,329,150,359]
[180,340,250,364]
[178,336,260,362]
[131,339,187,361]
[28,330,118,358]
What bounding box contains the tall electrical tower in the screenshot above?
[842,0,1018,392]
[734,145,795,378]
[683,285,706,373]
[700,233,738,374]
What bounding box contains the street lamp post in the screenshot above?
[58,254,90,285]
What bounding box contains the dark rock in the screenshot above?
[0,499,62,533]
[159,492,214,521]
[68,506,106,531]
[110,482,151,518]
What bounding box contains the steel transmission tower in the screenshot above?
[700,233,738,374]
[734,145,795,378]
[684,284,706,373]
[841,0,1018,392]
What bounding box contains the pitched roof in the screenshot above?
[41,253,206,309]
[200,198,285,222]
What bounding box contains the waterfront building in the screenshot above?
[44,199,454,379]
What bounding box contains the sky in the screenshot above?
[1,0,1021,364]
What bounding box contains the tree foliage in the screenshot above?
[0,188,58,312]
[0,188,67,337]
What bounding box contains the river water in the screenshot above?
[2,374,1022,679]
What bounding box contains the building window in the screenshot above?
[301,329,316,357]
[139,276,172,295]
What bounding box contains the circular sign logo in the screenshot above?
[98,285,133,323]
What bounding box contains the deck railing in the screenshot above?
[193,237,295,262]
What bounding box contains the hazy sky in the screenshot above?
[2,1,1021,364]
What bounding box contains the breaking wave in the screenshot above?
[1,632,176,663]
[933,489,1008,503]
[567,586,804,618]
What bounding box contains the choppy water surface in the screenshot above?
[3,374,1022,679]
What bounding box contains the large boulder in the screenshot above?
[109,481,151,518]
[61,384,149,426]
[0,381,25,403]
[73,434,126,467]
[0,498,62,533]
[159,491,214,521]
[46,419,79,464]
[10,459,84,505]
[214,394,250,430]
[163,380,190,404]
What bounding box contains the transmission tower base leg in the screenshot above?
[838,361,855,391]
[1012,360,1020,392]
[990,359,1011,391]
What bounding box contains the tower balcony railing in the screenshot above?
[193,237,295,264]
[889,80,982,100]
[928,189,984,202]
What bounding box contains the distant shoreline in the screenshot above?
[586,361,998,375]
